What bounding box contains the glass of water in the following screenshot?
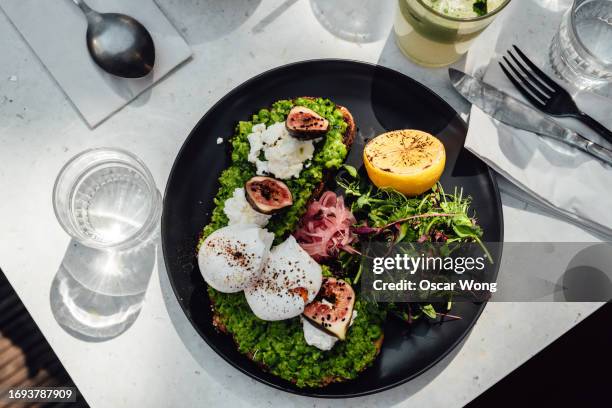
[53,148,161,250]
[550,0,612,89]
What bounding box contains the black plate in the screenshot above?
[162,60,503,397]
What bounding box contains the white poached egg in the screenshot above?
[244,235,322,320]
[198,224,274,293]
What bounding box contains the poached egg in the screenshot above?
[198,224,274,293]
[245,235,322,320]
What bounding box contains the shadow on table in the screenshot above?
[251,0,298,34]
[157,249,470,405]
[49,235,158,342]
[375,30,471,117]
[155,0,262,45]
[309,0,395,43]
[99,69,154,108]
[0,269,88,404]
[554,243,612,302]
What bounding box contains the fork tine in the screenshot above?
[508,50,552,97]
[499,59,546,108]
[501,56,549,105]
[512,45,561,92]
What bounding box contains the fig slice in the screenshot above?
[244,176,293,215]
[303,278,355,340]
[286,106,329,139]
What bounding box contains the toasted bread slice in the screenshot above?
[338,105,356,147]
[210,98,368,387]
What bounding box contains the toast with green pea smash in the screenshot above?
[198,97,386,388]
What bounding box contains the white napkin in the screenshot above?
[0,0,192,127]
[465,60,612,238]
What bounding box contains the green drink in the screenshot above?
[394,0,510,67]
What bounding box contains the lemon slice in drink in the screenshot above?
[363,130,446,196]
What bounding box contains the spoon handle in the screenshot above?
[72,0,94,15]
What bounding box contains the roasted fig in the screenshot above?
[286,106,329,139]
[303,278,355,340]
[244,176,293,215]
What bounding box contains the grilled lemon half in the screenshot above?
[363,130,446,196]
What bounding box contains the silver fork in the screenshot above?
[499,45,612,145]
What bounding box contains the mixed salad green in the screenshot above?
[337,169,488,322]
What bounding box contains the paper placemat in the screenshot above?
[0,0,192,127]
[464,61,612,238]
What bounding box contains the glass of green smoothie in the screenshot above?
[394,0,511,67]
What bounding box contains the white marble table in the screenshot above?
[0,0,603,406]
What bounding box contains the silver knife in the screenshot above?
[449,68,612,166]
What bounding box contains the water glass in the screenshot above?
[550,0,612,89]
[53,148,161,250]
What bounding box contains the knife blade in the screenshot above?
[449,68,612,166]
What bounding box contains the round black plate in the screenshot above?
[162,60,503,397]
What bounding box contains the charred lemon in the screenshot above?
[363,130,446,196]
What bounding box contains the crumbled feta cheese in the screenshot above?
[260,123,281,145]
[301,310,358,351]
[254,159,269,175]
[246,122,315,179]
[252,123,266,133]
[216,137,223,144]
[247,132,264,162]
[223,187,271,227]
[301,317,337,351]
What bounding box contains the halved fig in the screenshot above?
[245,176,293,215]
[303,278,355,340]
[286,106,329,139]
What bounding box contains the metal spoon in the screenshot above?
[72,0,155,78]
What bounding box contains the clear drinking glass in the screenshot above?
[394,0,511,67]
[53,148,161,250]
[550,0,612,90]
